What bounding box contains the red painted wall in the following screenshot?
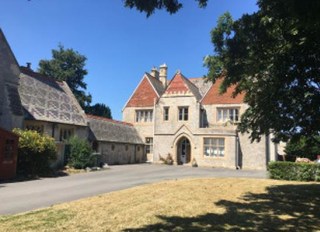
[0,128,19,180]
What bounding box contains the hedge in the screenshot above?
[268,161,320,182]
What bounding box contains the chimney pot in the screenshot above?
[150,67,159,79]
[26,62,31,69]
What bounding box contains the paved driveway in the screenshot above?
[0,164,267,215]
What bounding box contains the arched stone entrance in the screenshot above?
[176,137,191,164]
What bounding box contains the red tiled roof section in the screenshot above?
[126,76,158,107]
[201,78,245,104]
[86,114,133,126]
[165,73,189,94]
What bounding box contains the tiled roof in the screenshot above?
[125,74,160,108]
[19,67,87,126]
[164,72,202,100]
[87,114,144,144]
[201,78,245,105]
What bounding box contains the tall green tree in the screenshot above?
[124,0,208,16]
[85,103,112,119]
[204,0,320,142]
[38,45,92,108]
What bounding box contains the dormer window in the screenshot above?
[178,107,189,121]
[217,108,239,123]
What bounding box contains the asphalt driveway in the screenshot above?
[0,164,267,215]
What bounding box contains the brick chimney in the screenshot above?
[159,63,167,87]
[150,67,159,79]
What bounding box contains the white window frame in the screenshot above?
[135,110,153,123]
[178,107,189,121]
[145,137,153,154]
[217,108,239,123]
[203,138,225,157]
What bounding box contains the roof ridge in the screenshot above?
[20,66,64,85]
[86,114,133,126]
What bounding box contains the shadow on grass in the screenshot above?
[124,184,320,231]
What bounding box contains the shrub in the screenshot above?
[13,128,57,176]
[268,161,320,182]
[68,136,93,169]
[159,153,174,165]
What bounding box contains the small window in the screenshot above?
[163,107,169,121]
[137,146,140,152]
[204,138,225,157]
[4,139,15,161]
[111,144,115,151]
[178,107,188,121]
[125,144,129,151]
[60,128,74,141]
[25,124,44,134]
[145,137,153,154]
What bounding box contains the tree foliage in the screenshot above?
[38,45,92,108]
[285,136,320,161]
[85,103,112,119]
[124,0,208,17]
[13,128,57,176]
[205,0,320,142]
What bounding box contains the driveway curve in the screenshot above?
[0,164,267,215]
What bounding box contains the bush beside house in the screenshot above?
[13,129,57,176]
[268,161,320,182]
[67,136,93,169]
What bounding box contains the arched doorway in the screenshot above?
[176,137,191,164]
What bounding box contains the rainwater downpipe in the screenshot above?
[235,130,240,170]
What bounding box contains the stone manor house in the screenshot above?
[123,65,278,170]
[0,28,277,174]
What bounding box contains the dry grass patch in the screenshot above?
[0,178,319,231]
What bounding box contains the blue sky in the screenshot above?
[0,0,258,120]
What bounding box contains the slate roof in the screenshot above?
[189,77,212,97]
[0,28,24,117]
[87,114,144,144]
[6,84,24,116]
[19,67,87,126]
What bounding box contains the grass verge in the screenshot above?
[0,178,319,231]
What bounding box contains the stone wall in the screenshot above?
[98,142,145,165]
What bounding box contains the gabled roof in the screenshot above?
[0,28,20,82]
[164,72,202,100]
[201,78,245,105]
[0,28,24,119]
[87,114,144,144]
[19,67,87,126]
[124,73,165,108]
